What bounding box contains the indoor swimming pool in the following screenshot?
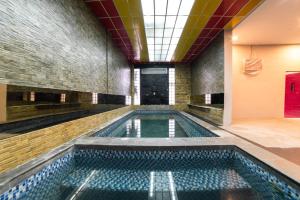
[1,147,299,200]
[92,110,216,138]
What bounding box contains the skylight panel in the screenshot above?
[172,29,183,38]
[162,44,169,50]
[178,0,194,15]
[163,37,171,44]
[155,37,163,45]
[155,29,164,37]
[147,38,154,45]
[155,44,162,50]
[175,16,188,29]
[155,0,167,15]
[171,37,179,45]
[141,0,154,15]
[165,16,176,28]
[145,28,154,37]
[141,0,195,61]
[144,16,155,28]
[167,0,181,15]
[164,29,173,37]
[155,16,165,29]
[148,45,154,51]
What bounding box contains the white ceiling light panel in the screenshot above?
[141,0,195,61]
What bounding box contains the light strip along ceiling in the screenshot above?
[141,0,195,62]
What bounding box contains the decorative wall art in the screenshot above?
[244,46,263,75]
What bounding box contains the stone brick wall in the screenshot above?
[0,0,130,96]
[0,106,132,173]
[188,105,224,125]
[175,64,191,109]
[191,32,224,96]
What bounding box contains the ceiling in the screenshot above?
[85,0,263,63]
[233,0,300,45]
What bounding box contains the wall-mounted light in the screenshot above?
[232,35,239,42]
[60,93,66,103]
[92,93,98,104]
[287,46,300,60]
[30,92,35,102]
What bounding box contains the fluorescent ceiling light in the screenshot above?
[141,0,195,61]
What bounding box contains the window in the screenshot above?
[125,96,132,105]
[60,93,66,103]
[169,68,175,105]
[205,94,211,104]
[30,92,35,102]
[92,93,98,104]
[134,69,140,105]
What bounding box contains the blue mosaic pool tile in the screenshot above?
[235,151,300,200]
[1,148,300,200]
[74,149,234,161]
[93,110,217,137]
[0,152,74,200]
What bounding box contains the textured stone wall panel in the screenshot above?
[191,32,224,95]
[108,40,131,95]
[175,64,191,105]
[0,0,130,95]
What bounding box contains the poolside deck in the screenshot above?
[223,118,300,166]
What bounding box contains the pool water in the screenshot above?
[93,111,216,137]
[8,148,299,200]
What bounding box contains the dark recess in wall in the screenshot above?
[98,94,125,105]
[211,93,224,104]
[136,64,174,105]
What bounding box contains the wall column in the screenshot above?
[0,84,7,122]
[223,30,233,126]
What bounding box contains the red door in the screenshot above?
[285,72,300,118]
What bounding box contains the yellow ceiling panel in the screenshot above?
[225,0,265,29]
[172,0,222,62]
[113,0,148,61]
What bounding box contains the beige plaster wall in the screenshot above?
[232,45,300,120]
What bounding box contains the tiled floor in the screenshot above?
[223,118,300,166]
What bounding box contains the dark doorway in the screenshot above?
[139,65,172,105]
